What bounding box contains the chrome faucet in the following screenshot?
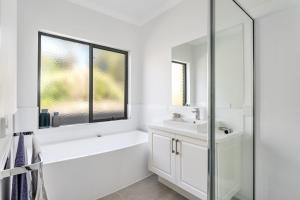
[192,108,200,121]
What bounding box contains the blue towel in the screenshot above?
[11,133,28,200]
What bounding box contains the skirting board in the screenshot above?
[158,177,202,200]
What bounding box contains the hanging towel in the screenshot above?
[11,133,28,200]
[30,135,48,200]
[2,156,12,200]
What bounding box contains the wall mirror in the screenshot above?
[171,37,208,107]
[171,22,245,109]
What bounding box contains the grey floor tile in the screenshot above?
[100,193,122,200]
[98,175,188,200]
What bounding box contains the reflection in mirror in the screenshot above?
[171,38,208,108]
[171,61,187,106]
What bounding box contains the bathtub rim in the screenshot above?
[41,130,148,165]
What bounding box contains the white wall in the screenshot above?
[255,5,300,200]
[140,0,209,128]
[0,0,17,197]
[17,0,143,142]
[0,0,17,135]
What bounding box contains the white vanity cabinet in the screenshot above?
[149,129,208,199]
[175,135,208,198]
[150,130,176,183]
[149,126,241,200]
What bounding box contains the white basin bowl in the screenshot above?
[163,120,208,133]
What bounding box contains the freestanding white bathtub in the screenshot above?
[41,130,150,200]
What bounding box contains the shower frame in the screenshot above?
[207,1,255,200]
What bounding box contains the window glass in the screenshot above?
[93,48,126,121]
[40,35,89,126]
[39,33,128,128]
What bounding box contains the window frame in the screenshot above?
[38,32,129,127]
[172,60,187,106]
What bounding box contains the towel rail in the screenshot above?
[0,161,42,180]
[0,132,42,180]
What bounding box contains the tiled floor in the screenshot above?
[98,175,188,200]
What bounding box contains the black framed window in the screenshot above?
[171,61,187,106]
[38,32,128,128]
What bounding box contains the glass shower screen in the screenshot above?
[211,0,254,200]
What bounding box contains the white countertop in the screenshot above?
[149,123,241,143]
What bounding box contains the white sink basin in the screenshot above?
[163,120,208,133]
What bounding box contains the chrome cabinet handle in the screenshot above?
[176,139,180,155]
[172,138,175,153]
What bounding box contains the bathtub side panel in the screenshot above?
[43,144,151,200]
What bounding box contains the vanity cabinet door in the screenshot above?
[176,136,208,199]
[149,130,176,183]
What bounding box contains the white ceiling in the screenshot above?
[237,0,300,18]
[65,0,183,26]
[64,0,300,25]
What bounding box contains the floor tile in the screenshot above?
[98,175,188,200]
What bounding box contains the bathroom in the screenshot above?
[1,0,300,200]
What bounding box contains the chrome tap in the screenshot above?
[192,108,200,121]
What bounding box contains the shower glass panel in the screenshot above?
[213,0,254,200]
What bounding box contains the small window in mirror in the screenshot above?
[172,61,187,106]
